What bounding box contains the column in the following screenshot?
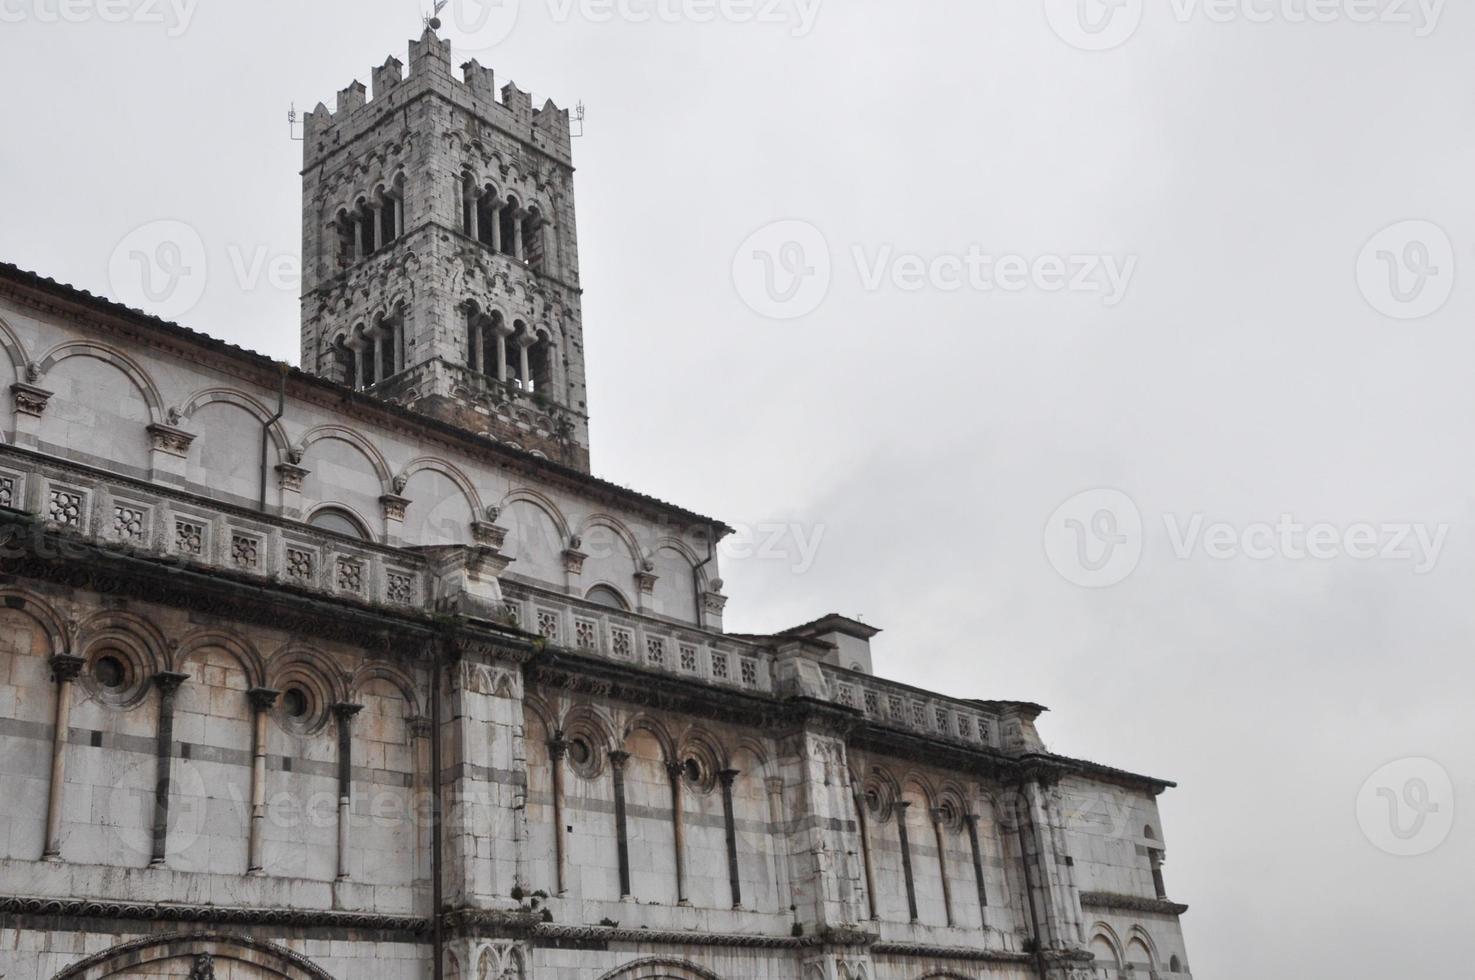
[765,778,793,913]
[610,750,632,899]
[150,671,190,866]
[895,800,919,923]
[931,808,955,927]
[371,203,383,252]
[719,769,742,909]
[469,193,480,240]
[518,337,531,388]
[373,330,385,382]
[41,654,84,860]
[495,330,509,383]
[489,201,502,253]
[666,762,689,906]
[357,343,371,388]
[393,196,404,239]
[854,792,879,920]
[964,813,989,928]
[353,214,364,260]
[548,737,568,896]
[334,702,363,881]
[511,210,524,261]
[246,688,279,874]
[472,324,485,375]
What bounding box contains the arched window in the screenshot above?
[500,194,521,258]
[309,506,371,540]
[524,206,546,273]
[528,334,554,394]
[1145,825,1167,899]
[586,585,629,610]
[1170,954,1183,974]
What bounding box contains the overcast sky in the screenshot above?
[3,1,1473,976]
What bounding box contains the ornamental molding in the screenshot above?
[1078,891,1190,916]
[0,895,427,935]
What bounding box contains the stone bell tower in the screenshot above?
[299,25,590,471]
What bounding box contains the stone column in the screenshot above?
[517,335,532,389]
[765,777,793,913]
[333,702,363,881]
[964,812,989,928]
[719,769,742,909]
[548,736,568,896]
[610,750,632,900]
[353,214,364,260]
[41,654,84,861]
[373,330,386,382]
[494,327,510,384]
[931,808,955,927]
[372,203,383,251]
[895,800,919,923]
[511,210,524,261]
[358,343,371,388]
[472,323,485,375]
[666,761,689,906]
[150,671,190,866]
[853,792,879,921]
[246,688,279,874]
[469,193,480,240]
[394,196,404,239]
[489,201,503,253]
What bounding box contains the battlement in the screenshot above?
[303,26,573,164]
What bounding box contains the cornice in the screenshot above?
[1079,891,1190,916]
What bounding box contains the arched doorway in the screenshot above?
[52,933,335,979]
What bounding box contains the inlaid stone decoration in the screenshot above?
[337,558,363,594]
[48,488,82,527]
[611,627,633,660]
[387,572,414,605]
[286,547,314,583]
[0,476,14,509]
[231,534,260,570]
[575,620,596,651]
[712,652,729,680]
[646,635,666,667]
[680,644,698,672]
[175,519,204,556]
[113,505,145,543]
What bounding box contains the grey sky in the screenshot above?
[3,1,1472,976]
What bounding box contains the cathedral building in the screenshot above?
[0,26,1191,980]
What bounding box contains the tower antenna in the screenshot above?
[287,102,304,142]
[572,101,587,138]
[424,0,449,30]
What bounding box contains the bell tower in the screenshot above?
[300,26,590,471]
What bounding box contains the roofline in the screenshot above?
[0,262,733,535]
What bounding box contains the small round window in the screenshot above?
[568,738,592,767]
[93,654,127,690]
[282,687,310,719]
[682,758,703,785]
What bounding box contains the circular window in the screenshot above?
[682,758,703,785]
[939,801,960,827]
[568,738,592,767]
[282,687,309,719]
[93,654,127,690]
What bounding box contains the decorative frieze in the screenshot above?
[471,520,508,549]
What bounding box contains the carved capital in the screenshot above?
[146,423,197,458]
[634,570,658,595]
[380,493,411,522]
[562,548,587,574]
[718,768,740,789]
[276,463,310,493]
[332,702,365,724]
[48,653,85,685]
[471,521,508,550]
[153,671,190,700]
[12,382,52,418]
[703,590,729,615]
[409,716,433,739]
[247,687,281,712]
[608,749,630,771]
